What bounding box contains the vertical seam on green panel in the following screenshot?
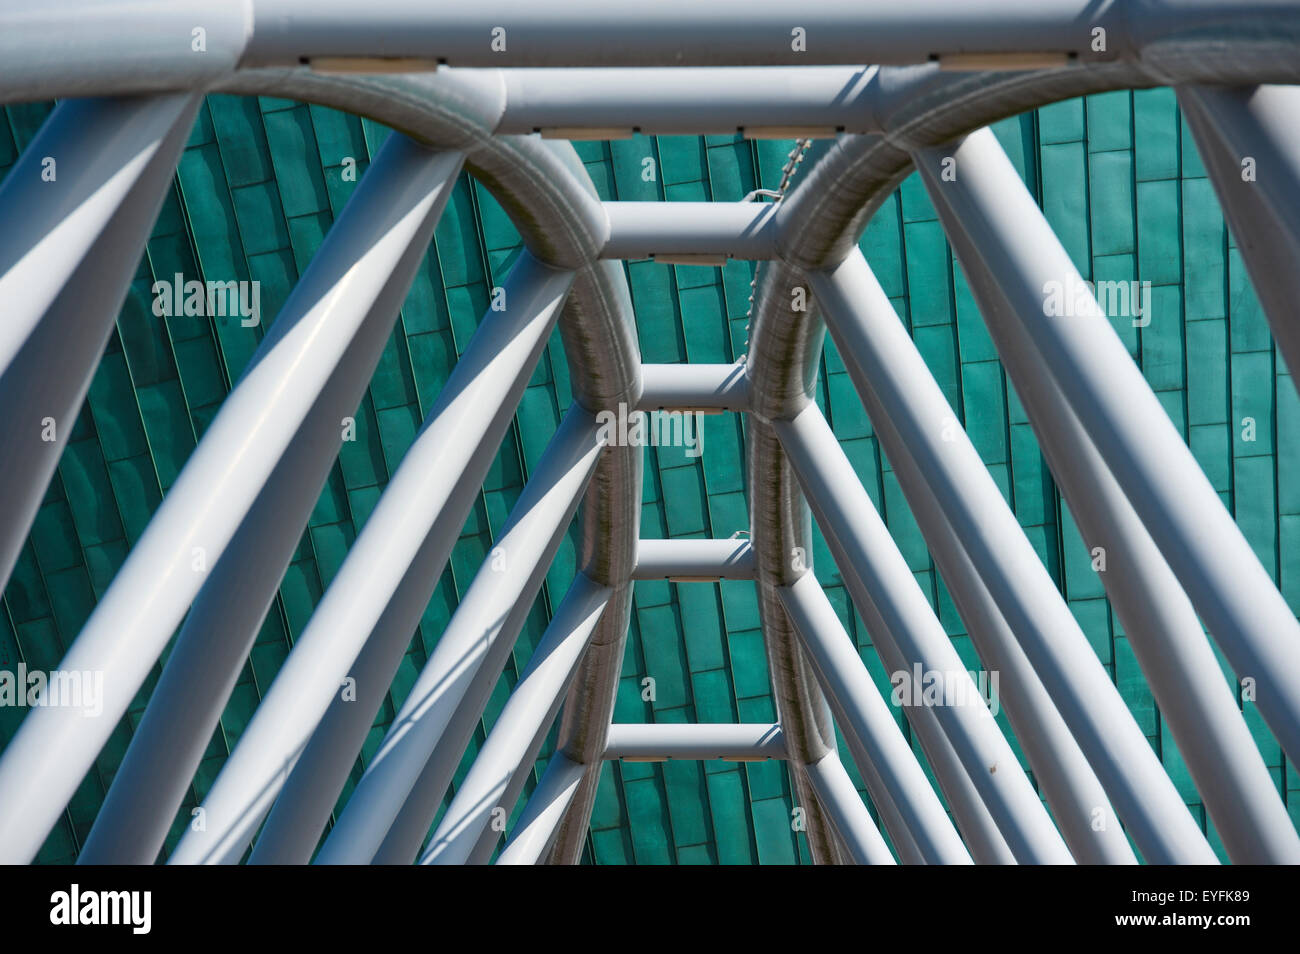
[1129,91,1146,373]
[69,385,132,567]
[172,139,238,393]
[143,241,201,449]
[21,472,90,855]
[200,96,269,351]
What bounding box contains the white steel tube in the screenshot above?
[915,129,1300,769]
[168,253,573,864]
[78,139,464,865]
[419,574,613,865]
[810,250,1218,864]
[497,67,876,136]
[302,407,604,864]
[631,538,755,581]
[602,202,778,262]
[252,405,602,863]
[638,362,749,412]
[241,0,1146,68]
[804,750,897,865]
[777,407,1073,864]
[0,131,458,864]
[496,752,588,865]
[0,93,201,593]
[917,135,1296,864]
[602,723,785,761]
[776,573,973,865]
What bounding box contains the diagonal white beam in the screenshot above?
[167,252,573,865]
[783,473,1016,862]
[890,682,1016,864]
[76,138,465,865]
[782,419,1021,863]
[804,750,896,865]
[789,217,1133,859]
[917,135,1299,864]
[419,574,613,865]
[776,414,1069,864]
[842,730,925,865]
[368,448,638,866]
[916,128,1300,774]
[496,751,587,865]
[540,477,644,861]
[776,573,972,865]
[0,93,201,594]
[463,732,557,866]
[281,406,603,865]
[808,249,1217,864]
[849,380,1134,863]
[368,677,513,864]
[1177,84,1300,385]
[0,130,457,864]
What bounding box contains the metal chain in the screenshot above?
[740,138,813,359]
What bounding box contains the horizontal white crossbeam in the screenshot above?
[639,362,748,412]
[239,0,1203,68]
[13,1,1300,103]
[603,723,786,761]
[631,538,755,581]
[497,67,873,136]
[602,202,778,263]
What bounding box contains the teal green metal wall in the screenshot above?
[0,88,1295,864]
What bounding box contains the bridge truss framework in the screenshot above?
[1,0,1300,864]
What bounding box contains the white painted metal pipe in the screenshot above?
[303,406,603,864]
[844,558,1019,865]
[804,750,897,865]
[1177,84,1300,394]
[241,0,1144,68]
[602,723,784,761]
[0,93,201,594]
[776,573,972,865]
[638,362,749,411]
[0,1,248,101]
[368,686,502,864]
[496,67,875,136]
[916,128,1300,782]
[631,538,755,581]
[79,138,464,865]
[602,202,778,262]
[496,752,588,865]
[777,407,1073,864]
[253,405,601,863]
[857,376,1134,864]
[168,253,573,865]
[918,134,1295,864]
[782,559,1014,864]
[8,3,1300,99]
[835,725,925,865]
[0,129,457,865]
[810,250,1217,864]
[420,574,613,865]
